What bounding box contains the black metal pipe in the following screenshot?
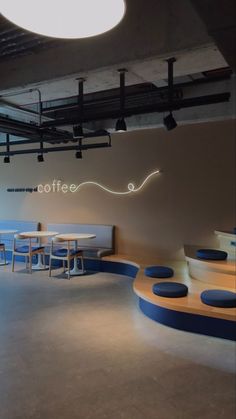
[6,133,10,154]
[0,129,111,147]
[166,57,176,110]
[78,78,85,122]
[118,69,127,117]
[0,142,111,156]
[0,114,73,140]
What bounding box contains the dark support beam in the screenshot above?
[6,133,10,154]
[0,130,111,148]
[0,142,111,157]
[118,69,127,117]
[166,57,176,110]
[0,115,73,141]
[41,92,231,127]
[79,78,85,120]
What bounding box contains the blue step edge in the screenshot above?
[4,251,139,279]
[139,298,236,341]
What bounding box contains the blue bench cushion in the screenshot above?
[52,248,82,257]
[145,266,174,278]
[196,249,228,261]
[15,246,44,253]
[201,290,236,308]
[153,282,188,298]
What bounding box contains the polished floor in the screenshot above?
[0,264,235,419]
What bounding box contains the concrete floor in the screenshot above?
[0,264,235,419]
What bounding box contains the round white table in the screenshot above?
[55,233,96,275]
[19,231,58,270]
[0,229,18,266]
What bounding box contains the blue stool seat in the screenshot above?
[153,282,188,298]
[196,249,228,261]
[201,290,236,308]
[145,266,174,278]
[52,248,82,257]
[15,246,44,253]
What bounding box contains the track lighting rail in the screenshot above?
[0,142,111,157]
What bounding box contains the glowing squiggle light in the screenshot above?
[73,169,161,195]
[37,170,161,195]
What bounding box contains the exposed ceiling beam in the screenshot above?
[0,115,73,141]
[41,92,230,128]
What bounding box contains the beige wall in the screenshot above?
[0,120,235,260]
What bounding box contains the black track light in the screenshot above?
[4,156,10,163]
[115,117,127,132]
[75,150,82,159]
[37,154,44,162]
[163,112,177,131]
[73,124,84,139]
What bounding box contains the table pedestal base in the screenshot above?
[66,257,85,276]
[66,267,86,276]
[32,255,48,271]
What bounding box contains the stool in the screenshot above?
[152,282,188,298]
[196,249,228,261]
[145,266,174,278]
[201,290,236,308]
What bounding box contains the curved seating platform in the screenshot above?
[101,255,236,341]
[133,260,236,341]
[184,245,236,288]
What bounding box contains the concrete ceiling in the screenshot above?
[0,0,234,142]
[0,0,224,95]
[190,0,236,70]
[0,45,227,104]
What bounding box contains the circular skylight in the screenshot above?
[0,0,126,39]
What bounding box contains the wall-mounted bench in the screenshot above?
[46,223,115,258]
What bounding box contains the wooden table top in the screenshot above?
[19,231,58,239]
[55,233,96,241]
[0,230,18,235]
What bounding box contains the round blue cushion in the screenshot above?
[145,266,174,278]
[201,290,236,308]
[152,282,188,298]
[196,249,228,261]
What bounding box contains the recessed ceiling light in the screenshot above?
[0,0,126,39]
